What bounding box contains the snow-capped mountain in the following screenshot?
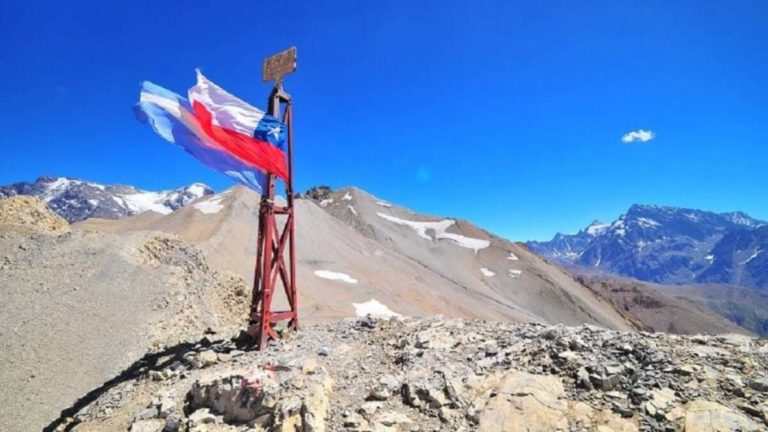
[527,204,767,290]
[0,176,213,223]
[527,220,607,261]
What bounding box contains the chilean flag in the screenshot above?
[134,70,287,194]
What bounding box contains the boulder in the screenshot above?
[478,372,569,431]
[748,377,768,393]
[677,400,761,431]
[478,371,638,432]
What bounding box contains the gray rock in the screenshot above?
[162,415,181,432]
[590,373,621,391]
[577,367,593,390]
[188,408,217,427]
[748,377,768,392]
[134,407,158,421]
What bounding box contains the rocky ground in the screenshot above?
[0,196,250,432]
[59,317,768,432]
[0,195,70,234]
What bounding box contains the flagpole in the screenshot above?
[249,48,298,349]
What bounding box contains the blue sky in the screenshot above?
[1,1,766,241]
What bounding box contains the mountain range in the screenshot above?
[0,176,213,223]
[2,177,763,430]
[1,176,760,336]
[75,185,633,329]
[528,204,767,290]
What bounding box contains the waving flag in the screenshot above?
[134,71,287,194]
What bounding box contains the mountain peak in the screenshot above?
[722,211,763,227]
[584,220,608,236]
[626,203,678,215]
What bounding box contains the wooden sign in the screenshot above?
[262,47,297,83]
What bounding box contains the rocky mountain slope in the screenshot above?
[658,283,768,337]
[569,269,751,335]
[57,316,768,432]
[697,226,768,289]
[0,176,213,223]
[77,185,760,336]
[76,185,633,330]
[528,204,767,290]
[0,196,248,432]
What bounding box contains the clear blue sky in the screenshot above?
[1,1,766,241]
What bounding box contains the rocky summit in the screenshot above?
[58,317,768,432]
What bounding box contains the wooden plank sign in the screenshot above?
[262,47,297,83]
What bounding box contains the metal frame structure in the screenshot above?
[249,48,298,349]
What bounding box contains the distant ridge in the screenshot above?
[528,204,767,290]
[0,176,213,223]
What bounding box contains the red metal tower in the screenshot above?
[249,48,298,350]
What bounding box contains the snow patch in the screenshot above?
[341,191,353,201]
[314,270,358,284]
[195,195,225,214]
[480,268,495,277]
[376,201,392,208]
[41,177,78,202]
[705,254,714,262]
[187,183,209,198]
[742,250,762,265]
[610,218,627,236]
[637,217,661,228]
[376,212,490,253]
[586,222,608,236]
[319,198,333,208]
[507,253,519,261]
[352,299,401,318]
[508,269,522,279]
[348,205,358,216]
[122,192,174,215]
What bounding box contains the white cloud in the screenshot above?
[621,129,654,143]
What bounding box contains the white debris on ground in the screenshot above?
[509,269,522,279]
[352,299,401,318]
[481,268,496,277]
[342,191,353,201]
[375,201,392,208]
[376,212,490,253]
[314,270,358,284]
[194,195,225,214]
[319,198,333,208]
[348,205,358,216]
[507,252,519,260]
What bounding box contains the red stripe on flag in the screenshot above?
[191,101,289,180]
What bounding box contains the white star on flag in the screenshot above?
[268,126,281,140]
